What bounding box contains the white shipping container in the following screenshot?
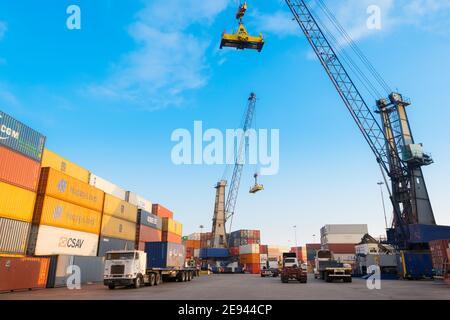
[355,243,380,255]
[239,244,260,255]
[333,253,356,263]
[321,224,368,236]
[89,174,126,200]
[188,233,201,241]
[126,191,152,211]
[34,225,99,256]
[321,234,365,245]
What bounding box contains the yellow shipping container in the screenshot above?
[41,149,90,183]
[0,181,36,222]
[101,214,136,241]
[36,196,102,234]
[103,194,137,223]
[39,168,104,212]
[162,218,183,236]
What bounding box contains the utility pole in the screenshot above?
[293,225,298,248]
[377,182,389,229]
[312,234,316,243]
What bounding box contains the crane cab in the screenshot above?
[220,2,264,53]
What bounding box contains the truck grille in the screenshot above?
[111,265,125,275]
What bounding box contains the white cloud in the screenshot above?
[89,0,229,110]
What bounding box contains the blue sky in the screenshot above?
[1,0,449,247]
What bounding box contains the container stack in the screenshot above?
[267,245,289,265]
[228,230,260,257]
[183,233,201,259]
[290,246,307,263]
[95,176,139,257]
[321,224,368,265]
[429,239,450,282]
[161,218,183,243]
[136,209,162,251]
[27,163,104,257]
[0,111,45,257]
[239,244,260,274]
[200,232,212,248]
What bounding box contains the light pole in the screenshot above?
[293,225,298,248]
[377,182,389,229]
[312,234,316,243]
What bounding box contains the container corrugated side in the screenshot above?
[138,209,162,229]
[239,244,260,255]
[89,173,126,200]
[0,217,30,255]
[321,224,368,236]
[162,231,182,244]
[0,257,49,292]
[321,234,365,245]
[41,149,89,183]
[33,225,99,256]
[125,191,152,211]
[103,194,137,223]
[240,253,260,264]
[100,214,136,241]
[0,181,36,222]
[0,110,46,162]
[34,195,102,234]
[97,236,135,257]
[0,145,41,191]
[136,224,162,243]
[152,204,173,219]
[161,217,183,236]
[144,242,185,269]
[38,167,104,212]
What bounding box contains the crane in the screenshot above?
[211,93,257,248]
[284,0,449,249]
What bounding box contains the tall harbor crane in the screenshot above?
[284,0,449,249]
[211,93,258,248]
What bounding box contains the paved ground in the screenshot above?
[1,274,449,300]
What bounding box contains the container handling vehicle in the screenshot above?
[314,250,352,283]
[280,252,307,283]
[103,249,198,289]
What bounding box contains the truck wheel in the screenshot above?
[325,274,331,283]
[134,275,142,289]
[108,284,115,290]
[154,273,161,286]
[183,272,187,282]
[149,273,155,286]
[281,277,288,283]
[188,272,193,281]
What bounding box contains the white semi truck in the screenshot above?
[103,249,198,289]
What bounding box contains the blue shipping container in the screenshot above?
[397,251,433,279]
[200,248,229,259]
[145,242,185,269]
[0,110,46,162]
[138,209,162,230]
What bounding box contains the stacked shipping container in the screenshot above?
[0,110,45,256]
[162,217,183,244]
[429,239,450,281]
[136,209,162,251]
[28,167,104,256]
[239,244,260,274]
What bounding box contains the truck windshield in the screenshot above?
[317,251,332,259]
[285,258,296,264]
[106,252,135,260]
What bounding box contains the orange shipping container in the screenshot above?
[38,167,104,212]
[185,240,201,249]
[152,204,173,219]
[162,231,182,244]
[0,257,49,292]
[0,146,41,191]
[240,253,260,264]
[33,195,102,235]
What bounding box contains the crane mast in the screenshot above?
[211,93,257,248]
[285,0,436,248]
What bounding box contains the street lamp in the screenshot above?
[293,225,298,248]
[312,234,316,243]
[377,182,389,229]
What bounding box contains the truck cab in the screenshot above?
[280,252,307,283]
[104,250,147,289]
[315,249,352,283]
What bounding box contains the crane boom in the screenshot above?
[285,0,436,248]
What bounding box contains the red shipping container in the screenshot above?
[429,240,450,277]
[259,245,268,255]
[306,243,321,250]
[229,247,239,256]
[136,224,162,243]
[162,231,182,244]
[0,257,49,292]
[0,146,41,191]
[323,244,356,254]
[152,204,173,219]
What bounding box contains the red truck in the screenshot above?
[280,253,307,283]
